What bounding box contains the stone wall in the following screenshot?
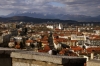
[0,47,86,66]
[87,60,100,66]
[12,58,63,66]
[11,51,86,66]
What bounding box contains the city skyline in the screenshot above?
[0,0,100,17]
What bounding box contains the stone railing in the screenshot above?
[0,47,86,66]
[11,51,86,66]
[87,60,100,66]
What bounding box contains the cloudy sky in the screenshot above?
[0,0,100,16]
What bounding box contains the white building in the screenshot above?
[46,25,54,29]
[71,34,87,40]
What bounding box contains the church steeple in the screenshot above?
[59,23,61,29]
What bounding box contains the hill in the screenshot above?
[0,16,77,23]
[5,12,100,22]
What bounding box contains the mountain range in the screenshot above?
[0,16,77,23]
[1,12,100,22]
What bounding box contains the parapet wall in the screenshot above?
[11,51,86,66]
[87,60,100,66]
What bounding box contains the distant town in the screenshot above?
[0,20,100,60]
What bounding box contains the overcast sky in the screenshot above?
[0,0,100,16]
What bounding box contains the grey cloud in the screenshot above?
[0,0,100,16]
